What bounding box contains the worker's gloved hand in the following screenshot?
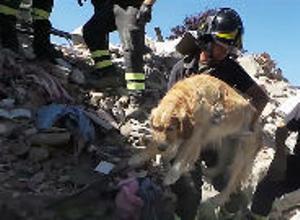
[136,4,152,25]
[77,0,87,7]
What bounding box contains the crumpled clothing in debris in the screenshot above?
[138,177,164,220]
[115,177,167,220]
[115,177,144,220]
[28,71,73,103]
[35,104,95,143]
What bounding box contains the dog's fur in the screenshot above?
[129,74,262,205]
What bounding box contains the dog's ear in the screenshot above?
[149,108,158,128]
[180,115,194,139]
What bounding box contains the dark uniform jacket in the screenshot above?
[168,54,256,95]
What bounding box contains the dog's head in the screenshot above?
[150,106,194,151]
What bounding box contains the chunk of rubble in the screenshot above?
[0,108,32,120]
[94,161,115,175]
[84,109,119,130]
[28,130,71,146]
[29,147,50,163]
[0,120,17,137]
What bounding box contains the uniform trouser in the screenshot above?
[114,4,145,91]
[0,0,22,50]
[0,0,20,14]
[0,0,53,24]
[171,161,203,220]
[172,147,250,220]
[32,0,53,18]
[287,119,300,155]
[294,135,300,155]
[31,0,54,57]
[0,0,53,52]
[83,1,146,92]
[251,155,300,217]
[83,0,114,71]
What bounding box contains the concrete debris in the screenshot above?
[84,109,119,130]
[10,142,31,156]
[29,147,50,162]
[94,161,115,174]
[0,108,32,120]
[0,120,17,137]
[69,68,85,85]
[28,131,71,146]
[0,98,15,108]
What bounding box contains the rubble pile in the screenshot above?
[238,53,300,220]
[0,35,299,219]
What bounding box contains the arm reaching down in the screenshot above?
[245,83,269,127]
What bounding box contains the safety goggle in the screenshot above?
[198,33,231,52]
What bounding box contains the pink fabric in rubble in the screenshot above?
[115,178,144,220]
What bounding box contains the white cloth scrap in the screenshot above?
[277,94,300,124]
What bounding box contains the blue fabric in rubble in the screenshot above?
[36,104,95,142]
[138,177,163,220]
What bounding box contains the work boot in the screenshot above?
[128,90,144,109]
[0,14,19,52]
[84,66,125,90]
[125,90,149,120]
[33,20,63,61]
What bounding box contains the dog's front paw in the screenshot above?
[163,167,181,185]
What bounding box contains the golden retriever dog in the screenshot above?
[129,73,261,205]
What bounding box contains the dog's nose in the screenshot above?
[158,143,168,151]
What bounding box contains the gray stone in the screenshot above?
[29,147,50,162]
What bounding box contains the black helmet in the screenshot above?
[198,8,244,50]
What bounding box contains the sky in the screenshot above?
[51,0,300,85]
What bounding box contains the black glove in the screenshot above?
[77,0,87,7]
[136,4,152,25]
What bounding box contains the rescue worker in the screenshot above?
[167,8,269,220]
[0,0,60,60]
[81,0,156,106]
[248,95,300,220]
